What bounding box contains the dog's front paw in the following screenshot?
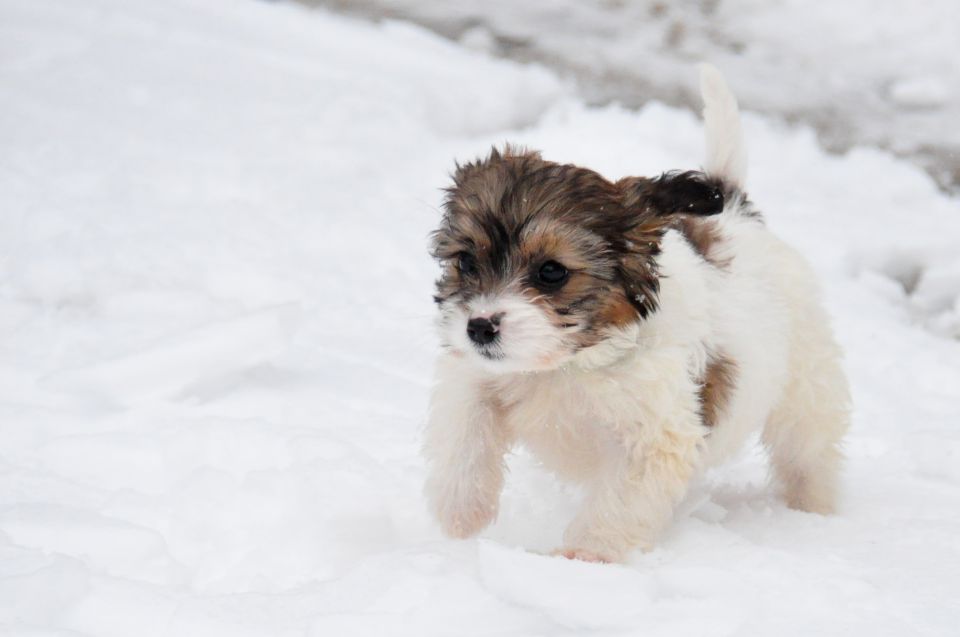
[426,476,500,539]
[435,500,498,539]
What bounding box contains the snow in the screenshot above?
[313,0,960,191]
[2,0,960,635]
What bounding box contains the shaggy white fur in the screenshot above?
[424,65,850,562]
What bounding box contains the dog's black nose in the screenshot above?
[467,317,499,346]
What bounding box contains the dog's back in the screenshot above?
[667,67,851,502]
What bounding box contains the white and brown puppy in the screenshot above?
[423,65,850,563]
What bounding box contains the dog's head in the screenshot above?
[431,146,723,373]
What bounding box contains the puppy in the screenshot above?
[423,65,850,563]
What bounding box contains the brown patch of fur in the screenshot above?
[699,353,737,427]
[593,292,641,330]
[615,176,652,211]
[675,217,730,268]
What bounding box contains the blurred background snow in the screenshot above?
[1,1,959,636]
[310,0,960,192]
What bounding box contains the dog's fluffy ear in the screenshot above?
[619,171,725,218]
[610,171,724,319]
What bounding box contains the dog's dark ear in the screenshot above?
[608,171,723,320]
[620,171,725,218]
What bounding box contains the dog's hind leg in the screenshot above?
[762,302,850,515]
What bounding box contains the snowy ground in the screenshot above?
[312,0,960,192]
[2,0,960,635]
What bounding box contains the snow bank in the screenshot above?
[1,0,959,635]
[313,0,960,190]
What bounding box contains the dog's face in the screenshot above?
[431,147,723,373]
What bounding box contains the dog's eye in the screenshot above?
[457,252,477,277]
[537,261,569,287]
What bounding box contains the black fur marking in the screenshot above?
[644,171,725,217]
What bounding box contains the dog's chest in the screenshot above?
[492,367,639,481]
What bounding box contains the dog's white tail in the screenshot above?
[699,64,746,189]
